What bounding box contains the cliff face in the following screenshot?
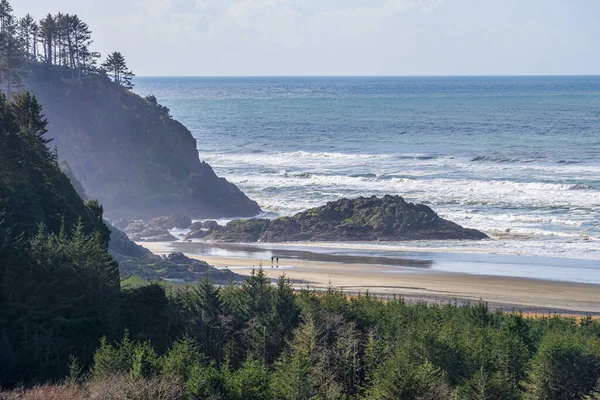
[24,65,261,219]
[204,195,488,242]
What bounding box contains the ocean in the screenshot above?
[134,76,600,262]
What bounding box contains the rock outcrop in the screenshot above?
[204,195,488,243]
[108,224,240,283]
[150,215,192,229]
[206,219,271,242]
[184,220,223,240]
[184,229,210,240]
[24,64,261,220]
[122,218,181,242]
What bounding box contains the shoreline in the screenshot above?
[139,241,600,315]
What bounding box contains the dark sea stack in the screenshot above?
[184,229,209,240]
[23,64,261,219]
[150,214,192,229]
[188,221,205,230]
[184,220,222,240]
[204,195,488,242]
[201,220,221,230]
[206,218,271,243]
[122,219,178,242]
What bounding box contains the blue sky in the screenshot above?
[13,0,600,76]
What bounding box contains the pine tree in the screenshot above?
[38,14,55,64]
[0,17,25,97]
[270,314,327,399]
[0,0,13,32]
[70,16,98,76]
[102,51,134,89]
[17,14,36,60]
[193,277,226,360]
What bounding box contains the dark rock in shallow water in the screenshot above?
[123,220,154,234]
[188,221,204,230]
[204,195,488,243]
[151,214,192,229]
[188,220,222,231]
[202,220,222,230]
[130,231,179,242]
[185,220,223,240]
[184,229,209,240]
[205,218,271,242]
[123,220,179,242]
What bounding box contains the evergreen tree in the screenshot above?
[224,357,271,400]
[38,14,55,64]
[17,14,36,60]
[366,348,451,400]
[0,0,13,32]
[121,284,170,351]
[145,94,172,119]
[70,16,99,76]
[102,51,134,89]
[0,18,25,97]
[524,333,600,400]
[0,90,120,385]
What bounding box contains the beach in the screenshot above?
[139,241,600,315]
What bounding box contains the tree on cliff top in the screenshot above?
[0,1,24,97]
[102,51,134,89]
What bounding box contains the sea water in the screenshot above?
[135,76,600,262]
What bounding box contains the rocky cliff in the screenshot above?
[204,195,488,242]
[23,64,260,220]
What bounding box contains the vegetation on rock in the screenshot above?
[206,195,488,243]
[101,51,134,89]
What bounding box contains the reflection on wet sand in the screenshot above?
[166,241,434,269]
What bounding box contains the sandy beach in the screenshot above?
[139,241,600,315]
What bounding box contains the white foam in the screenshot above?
[198,150,600,261]
[228,172,600,212]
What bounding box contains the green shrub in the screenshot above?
[525,332,600,400]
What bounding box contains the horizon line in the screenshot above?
[135,74,600,79]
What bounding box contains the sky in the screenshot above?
[13,0,600,76]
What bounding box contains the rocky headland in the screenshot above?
[24,64,261,220]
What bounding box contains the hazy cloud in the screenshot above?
[12,0,600,76]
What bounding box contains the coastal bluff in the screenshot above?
[24,64,260,220]
[204,195,488,242]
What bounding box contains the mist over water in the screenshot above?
[135,76,600,261]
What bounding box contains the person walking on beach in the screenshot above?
[271,256,274,268]
[276,257,279,267]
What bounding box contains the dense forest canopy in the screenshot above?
[0,89,120,384]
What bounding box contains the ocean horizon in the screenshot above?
[137,74,600,78]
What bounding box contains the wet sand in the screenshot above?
[139,242,600,315]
